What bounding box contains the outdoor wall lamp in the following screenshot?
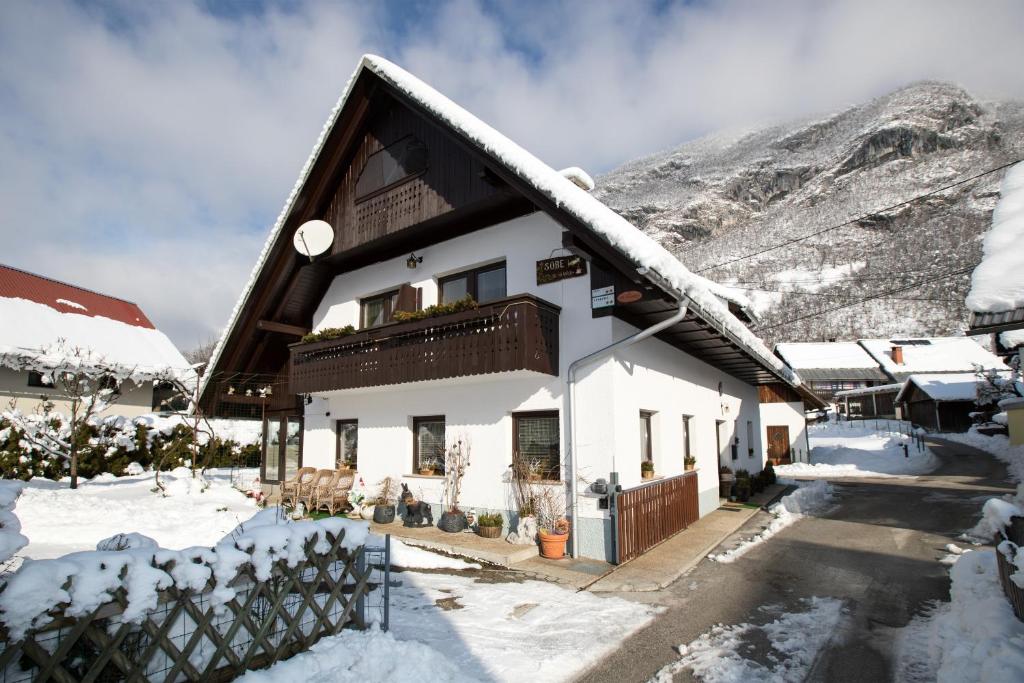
[406,252,423,269]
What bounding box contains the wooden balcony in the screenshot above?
[289,294,560,393]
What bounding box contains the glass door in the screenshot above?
[262,414,303,482]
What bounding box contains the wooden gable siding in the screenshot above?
[323,97,502,256]
[758,382,801,404]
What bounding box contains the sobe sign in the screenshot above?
[536,255,588,285]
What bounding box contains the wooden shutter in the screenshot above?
[393,283,420,317]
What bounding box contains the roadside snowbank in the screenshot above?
[710,480,834,563]
[775,421,936,479]
[239,626,477,682]
[941,430,1024,484]
[896,550,1024,682]
[15,467,259,560]
[650,597,846,683]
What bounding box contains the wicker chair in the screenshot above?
[321,471,356,515]
[280,467,315,507]
[310,469,342,513]
[298,469,335,511]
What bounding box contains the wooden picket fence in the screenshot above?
[613,471,699,564]
[996,516,1024,622]
[0,529,375,682]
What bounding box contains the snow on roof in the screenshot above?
[967,162,1024,314]
[833,382,904,398]
[202,55,794,397]
[859,337,1007,377]
[557,167,595,192]
[0,296,189,380]
[896,373,982,402]
[774,342,879,370]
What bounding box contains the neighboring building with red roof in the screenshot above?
[0,264,189,417]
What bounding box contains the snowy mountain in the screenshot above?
[595,82,1024,346]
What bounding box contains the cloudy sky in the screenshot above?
[2,0,1023,351]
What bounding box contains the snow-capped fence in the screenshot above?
[0,520,388,682]
[995,515,1024,622]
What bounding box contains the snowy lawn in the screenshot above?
[775,420,938,479]
[650,596,846,683]
[711,480,834,563]
[242,570,659,683]
[14,467,260,560]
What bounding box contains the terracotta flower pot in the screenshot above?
[478,525,502,539]
[419,467,435,476]
[538,530,568,559]
[641,470,654,480]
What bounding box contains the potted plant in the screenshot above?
[734,470,751,502]
[536,487,570,559]
[439,438,470,533]
[641,460,655,480]
[477,512,503,538]
[347,486,365,519]
[372,476,398,524]
[751,472,764,494]
[528,460,545,482]
[684,455,697,472]
[719,466,734,498]
[763,462,777,485]
[418,454,439,477]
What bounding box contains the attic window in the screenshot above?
[355,135,428,201]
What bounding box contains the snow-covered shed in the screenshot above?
[774,342,888,402]
[859,337,1007,383]
[895,373,983,433]
[199,54,806,563]
[0,264,189,417]
[833,382,903,419]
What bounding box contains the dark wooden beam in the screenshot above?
[257,320,310,336]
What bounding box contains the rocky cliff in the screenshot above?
[595,82,1024,346]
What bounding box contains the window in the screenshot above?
[336,420,358,469]
[413,416,445,475]
[640,411,654,463]
[355,135,428,200]
[439,262,507,305]
[682,415,692,461]
[513,411,560,480]
[746,420,754,457]
[361,290,399,328]
[27,371,48,388]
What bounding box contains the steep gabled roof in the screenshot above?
[201,55,796,401]
[0,264,189,378]
[895,373,984,403]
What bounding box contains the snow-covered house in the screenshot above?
[0,264,189,417]
[774,342,889,403]
[198,55,808,562]
[894,373,983,433]
[858,337,1007,383]
[755,383,824,465]
[966,161,1024,444]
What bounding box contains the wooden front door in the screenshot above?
[767,425,791,465]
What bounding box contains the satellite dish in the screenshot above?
[293,220,334,258]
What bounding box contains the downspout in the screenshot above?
[566,299,689,559]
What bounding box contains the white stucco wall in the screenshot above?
[0,367,155,418]
[758,401,810,464]
[300,211,770,559]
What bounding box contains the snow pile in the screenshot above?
[239,625,478,682]
[775,341,880,369]
[967,161,1024,314]
[382,571,658,681]
[775,420,937,479]
[711,480,834,563]
[0,481,28,564]
[650,597,845,683]
[896,550,1024,683]
[0,300,191,383]
[971,492,1024,541]
[14,468,260,560]
[0,509,369,641]
[202,53,799,404]
[941,429,1024,484]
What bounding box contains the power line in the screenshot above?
[696,159,1020,274]
[725,285,964,303]
[751,263,977,332]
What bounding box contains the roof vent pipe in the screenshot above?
[891,345,904,365]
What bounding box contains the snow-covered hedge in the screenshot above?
[0,510,369,641]
[0,411,261,481]
[0,481,28,566]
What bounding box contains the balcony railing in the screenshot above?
[289,294,560,394]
